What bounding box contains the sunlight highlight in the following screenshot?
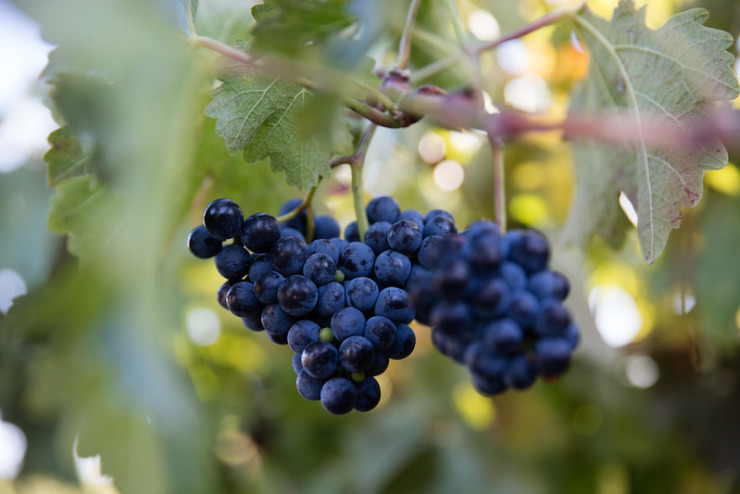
[589,285,642,347]
[433,160,464,191]
[467,9,500,42]
[624,354,659,388]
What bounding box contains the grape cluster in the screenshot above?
[187,197,425,414]
[408,220,579,396]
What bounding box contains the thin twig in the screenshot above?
[350,124,377,239]
[396,0,424,71]
[488,134,506,232]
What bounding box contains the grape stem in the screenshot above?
[350,124,377,240]
[412,1,586,83]
[395,0,424,71]
[276,185,319,226]
[488,134,506,232]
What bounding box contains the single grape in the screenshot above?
[528,270,570,301]
[217,280,234,310]
[320,377,358,415]
[373,250,411,287]
[564,323,580,350]
[247,254,273,282]
[470,372,507,396]
[330,307,366,342]
[387,220,422,255]
[387,323,415,359]
[354,376,381,412]
[187,225,223,259]
[430,301,474,337]
[503,355,538,390]
[482,318,523,354]
[366,352,390,375]
[344,221,360,242]
[277,275,318,316]
[366,196,401,224]
[314,215,340,240]
[345,277,379,312]
[280,227,306,242]
[374,287,414,323]
[424,209,455,224]
[507,230,550,274]
[431,327,470,363]
[316,282,346,317]
[338,242,375,279]
[203,198,244,240]
[339,335,376,373]
[292,352,303,374]
[462,219,501,240]
[226,281,261,317]
[499,261,527,292]
[469,232,504,273]
[363,315,397,351]
[301,341,339,379]
[422,215,457,238]
[214,244,251,280]
[506,290,540,328]
[533,338,572,378]
[241,312,264,332]
[534,300,572,337]
[308,239,340,264]
[464,342,508,380]
[398,209,424,231]
[303,253,338,286]
[472,278,510,320]
[261,304,295,340]
[432,258,472,300]
[287,319,321,353]
[363,221,391,255]
[253,270,285,304]
[417,235,443,269]
[296,369,325,401]
[278,198,309,234]
[240,213,281,253]
[270,236,308,276]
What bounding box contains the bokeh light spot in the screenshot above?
[509,194,549,226]
[452,382,495,429]
[433,160,464,191]
[0,268,27,315]
[624,355,659,388]
[186,307,222,346]
[504,74,552,113]
[467,10,500,42]
[0,412,27,479]
[497,40,529,75]
[418,131,446,164]
[589,285,642,347]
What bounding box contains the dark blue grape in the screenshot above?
[528,270,570,301]
[287,319,321,353]
[296,369,325,401]
[320,377,357,415]
[471,372,507,396]
[507,290,540,328]
[330,307,366,341]
[424,209,454,224]
[292,352,303,374]
[314,215,340,240]
[253,270,285,304]
[331,237,348,253]
[214,244,251,280]
[374,250,411,287]
[240,213,281,253]
[499,261,527,292]
[472,278,510,320]
[503,355,538,389]
[366,196,400,224]
[564,323,580,350]
[279,198,308,234]
[533,338,572,377]
[316,282,346,316]
[375,287,414,323]
[406,270,438,326]
[217,280,234,310]
[398,209,424,231]
[301,341,339,379]
[339,335,375,373]
[187,225,223,258]
[464,342,508,380]
[422,215,457,238]
[270,236,308,276]
[354,376,381,412]
[507,230,549,274]
[345,277,379,312]
[363,221,391,255]
[277,275,318,316]
[469,232,504,273]
[462,219,501,240]
[338,242,375,279]
[280,227,306,242]
[430,301,474,337]
[344,221,360,242]
[303,253,338,286]
[241,312,264,332]
[388,323,415,359]
[261,304,294,339]
[387,220,423,254]
[226,282,261,317]
[432,258,472,299]
[203,198,244,240]
[534,300,571,337]
[482,319,523,354]
[431,327,470,363]
[366,352,390,375]
[364,315,397,351]
[417,235,443,269]
[308,239,340,264]
[247,254,273,282]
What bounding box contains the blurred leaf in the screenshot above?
[567,3,739,263]
[251,0,354,56]
[45,127,95,186]
[194,0,253,43]
[205,76,348,189]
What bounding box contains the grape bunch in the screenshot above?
[187,197,423,414]
[408,221,580,396]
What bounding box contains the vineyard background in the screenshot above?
[1,0,740,493]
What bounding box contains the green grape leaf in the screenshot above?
[250,0,353,56]
[205,75,349,189]
[45,126,95,186]
[566,2,740,263]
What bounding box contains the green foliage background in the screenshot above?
[1,0,740,493]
